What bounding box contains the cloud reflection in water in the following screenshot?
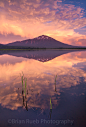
[0,51,86,111]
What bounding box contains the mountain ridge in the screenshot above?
[0,35,85,49]
[5,35,78,48]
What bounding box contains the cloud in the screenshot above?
[0,33,28,44]
[0,1,4,7]
[0,0,86,45]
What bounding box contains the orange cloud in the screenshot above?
[0,1,4,7]
[0,0,86,45]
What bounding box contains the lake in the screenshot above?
[0,49,86,127]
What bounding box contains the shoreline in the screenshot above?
[0,48,86,51]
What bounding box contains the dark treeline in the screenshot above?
[0,45,86,50]
[0,46,46,50]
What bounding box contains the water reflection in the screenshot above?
[49,98,52,119]
[0,50,86,112]
[21,88,28,111]
[0,49,85,62]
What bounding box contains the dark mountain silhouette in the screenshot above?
[5,35,79,48]
[0,44,6,48]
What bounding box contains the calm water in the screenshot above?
[0,50,86,127]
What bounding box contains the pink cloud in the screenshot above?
[0,0,86,46]
[59,36,86,46]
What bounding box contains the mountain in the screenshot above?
[5,35,79,48]
[0,44,5,48]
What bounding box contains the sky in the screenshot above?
[0,0,86,46]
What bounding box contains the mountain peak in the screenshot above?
[35,35,52,40]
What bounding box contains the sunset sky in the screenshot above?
[0,0,86,46]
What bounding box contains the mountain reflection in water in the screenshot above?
[0,49,83,62]
[0,50,86,127]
